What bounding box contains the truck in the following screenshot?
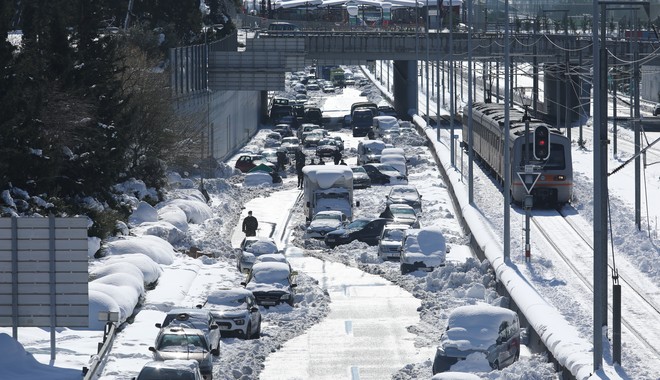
[302,165,358,222]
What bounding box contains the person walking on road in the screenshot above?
[295,149,306,189]
[332,150,342,165]
[242,211,258,237]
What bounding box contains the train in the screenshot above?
[461,102,573,207]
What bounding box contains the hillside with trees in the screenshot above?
[0,0,237,238]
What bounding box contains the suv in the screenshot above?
[432,304,521,373]
[377,223,410,260]
[148,327,218,380]
[200,288,262,339]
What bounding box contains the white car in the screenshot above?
[236,236,280,273]
[202,288,262,339]
[305,210,348,239]
[400,227,447,274]
[377,223,410,260]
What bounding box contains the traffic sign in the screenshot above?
[517,171,540,194]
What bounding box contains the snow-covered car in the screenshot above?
[148,327,217,380]
[377,223,410,260]
[362,163,408,185]
[236,236,280,273]
[385,185,422,213]
[381,203,420,228]
[281,136,301,154]
[328,135,344,151]
[400,227,447,274]
[305,210,348,239]
[154,308,221,351]
[134,359,203,380]
[201,288,262,339]
[315,138,341,158]
[263,132,282,148]
[241,261,297,307]
[380,154,407,176]
[432,304,521,373]
[350,166,371,189]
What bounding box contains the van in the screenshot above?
[268,22,300,32]
[432,304,521,373]
[351,108,375,137]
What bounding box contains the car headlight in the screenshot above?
[233,319,245,325]
[243,254,256,263]
[280,293,291,300]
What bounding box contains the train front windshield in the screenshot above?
[520,143,565,170]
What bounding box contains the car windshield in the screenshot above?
[157,334,207,351]
[162,313,209,330]
[392,207,415,216]
[351,167,366,174]
[393,187,416,195]
[346,219,370,230]
[383,229,406,241]
[137,367,198,380]
[314,213,341,221]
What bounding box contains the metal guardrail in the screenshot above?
[82,322,118,380]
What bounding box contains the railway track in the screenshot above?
[531,208,660,359]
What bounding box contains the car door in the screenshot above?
[246,294,261,333]
[358,220,386,245]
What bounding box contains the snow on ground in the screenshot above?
[3,62,655,380]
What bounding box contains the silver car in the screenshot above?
[236,236,280,273]
[149,327,218,380]
[305,210,347,239]
[155,308,221,352]
[377,223,410,261]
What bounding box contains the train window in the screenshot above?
[522,144,565,169]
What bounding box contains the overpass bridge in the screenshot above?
[172,28,660,120]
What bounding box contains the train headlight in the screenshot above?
[555,175,566,181]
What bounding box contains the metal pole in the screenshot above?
[468,0,474,204]
[49,215,56,361]
[426,0,430,125]
[503,0,511,260]
[436,2,441,142]
[593,0,605,370]
[633,10,641,230]
[449,1,455,166]
[11,215,18,339]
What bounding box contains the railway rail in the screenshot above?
[531,208,660,359]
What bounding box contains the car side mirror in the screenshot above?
[209,324,218,330]
[211,348,220,357]
[240,282,247,286]
[250,306,259,312]
[196,304,203,309]
[148,346,156,352]
[155,323,162,328]
[291,271,298,276]
[290,284,297,288]
[356,201,360,207]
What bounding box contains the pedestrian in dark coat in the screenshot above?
[242,211,258,237]
[276,150,287,171]
[332,149,342,165]
[296,150,306,188]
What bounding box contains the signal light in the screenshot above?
[533,125,550,160]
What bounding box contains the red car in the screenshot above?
[235,154,266,173]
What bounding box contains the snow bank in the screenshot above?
[103,253,163,284]
[128,201,158,226]
[0,333,81,379]
[158,198,212,224]
[102,235,176,265]
[88,289,121,330]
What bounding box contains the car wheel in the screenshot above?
[400,263,413,275]
[252,322,261,339]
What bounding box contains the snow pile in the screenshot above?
[0,334,81,380]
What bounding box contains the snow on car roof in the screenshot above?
[206,288,253,304]
[245,238,279,254]
[313,210,345,219]
[141,359,200,371]
[442,304,518,351]
[403,227,446,254]
[250,262,292,282]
